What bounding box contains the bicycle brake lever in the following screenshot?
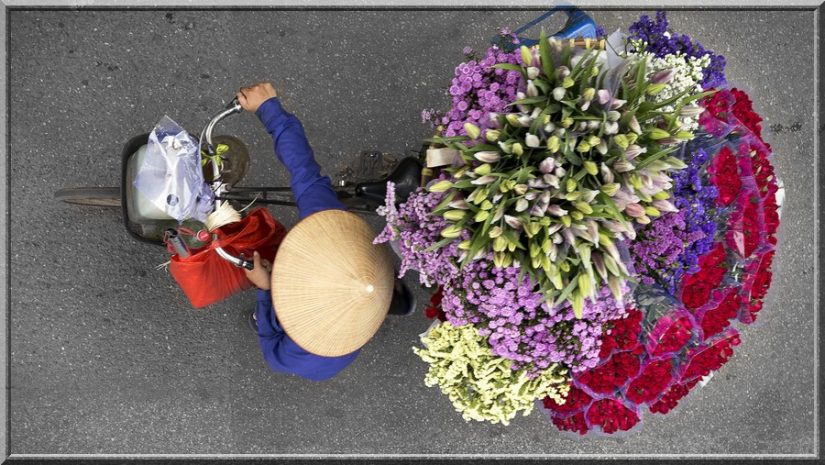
[215,247,254,270]
[226,97,243,114]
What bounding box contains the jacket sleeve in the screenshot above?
[255,97,345,219]
[254,289,359,382]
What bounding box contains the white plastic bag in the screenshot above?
[133,116,213,223]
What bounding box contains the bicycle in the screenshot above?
[54,6,596,310]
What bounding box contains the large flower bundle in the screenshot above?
[376,11,782,433]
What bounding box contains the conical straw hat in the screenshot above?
[270,209,394,357]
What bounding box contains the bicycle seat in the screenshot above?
[355,156,422,205]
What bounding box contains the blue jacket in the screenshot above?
[253,97,359,381]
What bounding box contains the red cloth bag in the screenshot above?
[169,208,287,308]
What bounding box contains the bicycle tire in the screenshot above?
[54,187,121,207]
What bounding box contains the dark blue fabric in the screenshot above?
[253,97,359,382]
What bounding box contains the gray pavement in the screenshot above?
[7,8,817,456]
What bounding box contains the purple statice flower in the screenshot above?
[434,44,523,137]
[628,10,726,89]
[374,184,464,287]
[629,146,718,294]
[440,254,630,377]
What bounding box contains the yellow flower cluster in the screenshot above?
[413,321,570,425]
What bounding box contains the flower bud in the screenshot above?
[557,66,570,79]
[491,205,504,223]
[535,157,555,175]
[652,199,677,213]
[474,150,501,163]
[552,87,566,101]
[464,122,481,140]
[578,274,592,299]
[586,135,600,147]
[600,163,614,184]
[629,115,641,134]
[581,189,599,203]
[449,198,469,210]
[513,183,528,196]
[613,134,629,150]
[649,127,671,140]
[584,160,599,176]
[471,174,497,185]
[488,225,503,238]
[597,89,611,105]
[651,68,674,84]
[566,178,577,192]
[596,140,609,155]
[504,215,523,230]
[626,132,639,145]
[562,77,574,88]
[610,98,627,110]
[547,136,561,153]
[515,198,530,212]
[480,199,493,210]
[607,110,621,122]
[541,174,558,189]
[565,191,581,201]
[624,203,645,218]
[484,130,501,143]
[493,235,508,252]
[458,240,472,250]
[600,183,620,196]
[582,87,596,101]
[613,158,633,173]
[526,66,540,79]
[574,201,593,215]
[526,80,539,97]
[603,121,619,135]
[635,215,651,225]
[443,209,467,221]
[440,224,462,238]
[520,45,533,66]
[428,180,453,192]
[653,191,670,200]
[547,205,567,217]
[512,143,524,156]
[474,209,489,223]
[644,206,661,217]
[525,133,540,148]
[624,144,646,160]
[505,113,521,127]
[474,163,492,175]
[576,140,591,153]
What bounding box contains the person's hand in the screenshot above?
[244,251,273,290]
[236,82,278,113]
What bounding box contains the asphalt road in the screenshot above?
[7,7,817,456]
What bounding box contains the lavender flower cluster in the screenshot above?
[423,44,523,137]
[630,147,719,294]
[374,184,463,287]
[628,11,726,89]
[440,255,630,376]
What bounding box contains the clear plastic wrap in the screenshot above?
[133,116,213,223]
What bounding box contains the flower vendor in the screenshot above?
[235,82,411,382]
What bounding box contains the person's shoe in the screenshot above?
[387,279,416,316]
[247,308,258,334]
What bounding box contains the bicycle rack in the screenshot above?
[492,4,598,48]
